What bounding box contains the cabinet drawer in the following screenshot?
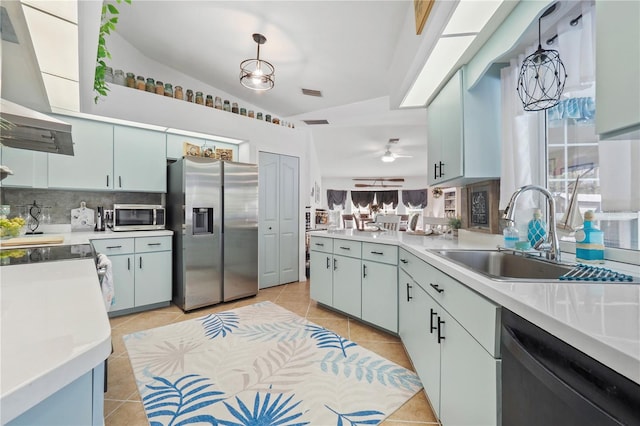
[420,262,499,357]
[333,239,362,258]
[398,248,427,281]
[91,238,134,255]
[135,236,172,253]
[362,242,398,265]
[310,236,333,254]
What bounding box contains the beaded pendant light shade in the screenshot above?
[240,33,275,91]
[517,4,567,111]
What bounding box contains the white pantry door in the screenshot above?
[258,151,299,288]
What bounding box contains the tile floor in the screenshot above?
[104,280,440,425]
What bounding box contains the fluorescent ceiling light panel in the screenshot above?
[22,4,78,81]
[401,35,474,107]
[21,0,77,23]
[443,0,504,35]
[41,73,79,111]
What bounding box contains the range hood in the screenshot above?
[0,98,74,156]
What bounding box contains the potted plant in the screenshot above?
[448,216,462,237]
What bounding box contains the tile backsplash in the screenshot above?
[0,188,163,224]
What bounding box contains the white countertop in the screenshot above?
[0,227,172,423]
[0,259,112,423]
[313,229,640,385]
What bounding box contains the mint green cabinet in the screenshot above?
[0,146,47,188]
[332,254,362,318]
[362,260,398,332]
[399,270,441,417]
[595,0,640,139]
[310,250,333,305]
[92,236,171,316]
[48,116,114,190]
[113,126,166,192]
[427,66,501,186]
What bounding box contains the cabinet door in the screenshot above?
[438,69,463,183]
[135,251,172,306]
[310,251,333,306]
[332,254,361,318]
[113,126,166,192]
[48,116,114,190]
[109,254,135,312]
[0,146,47,188]
[439,309,499,426]
[362,261,397,332]
[427,97,442,186]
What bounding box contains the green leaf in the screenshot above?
[110,17,118,24]
[107,4,119,14]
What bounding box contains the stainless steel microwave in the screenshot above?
[113,204,165,231]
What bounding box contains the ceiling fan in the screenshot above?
[381,139,413,163]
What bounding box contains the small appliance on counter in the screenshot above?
[95,206,105,232]
[112,204,165,231]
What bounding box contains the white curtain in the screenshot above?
[499,54,538,211]
[555,3,596,92]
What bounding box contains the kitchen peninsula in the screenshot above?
[309,229,640,425]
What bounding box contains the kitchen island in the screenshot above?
[310,229,640,424]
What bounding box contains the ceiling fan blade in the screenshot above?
[392,154,413,158]
[352,178,405,182]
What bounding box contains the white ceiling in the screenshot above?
[113,0,430,179]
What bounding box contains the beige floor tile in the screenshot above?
[274,300,310,317]
[306,302,347,320]
[105,400,149,426]
[387,390,439,423]
[109,313,141,329]
[349,320,401,343]
[357,341,414,371]
[103,399,125,418]
[105,356,139,401]
[281,281,310,293]
[276,292,310,304]
[381,421,439,425]
[111,312,182,356]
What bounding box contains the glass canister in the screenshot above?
[136,76,146,90]
[113,69,125,86]
[223,100,231,112]
[164,83,173,97]
[248,110,255,118]
[195,91,204,105]
[186,89,194,102]
[126,72,136,88]
[273,117,280,125]
[231,102,239,114]
[206,95,214,107]
[104,66,114,83]
[265,114,272,123]
[240,108,247,116]
[145,78,155,92]
[155,81,164,95]
[174,86,184,100]
[257,112,263,120]
[214,96,222,109]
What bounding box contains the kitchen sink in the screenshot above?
[430,249,575,281]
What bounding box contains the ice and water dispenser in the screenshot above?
[192,208,213,234]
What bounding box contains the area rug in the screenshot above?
[124,301,422,425]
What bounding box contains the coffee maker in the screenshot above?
[95,206,105,231]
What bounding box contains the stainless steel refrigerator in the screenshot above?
[167,157,258,311]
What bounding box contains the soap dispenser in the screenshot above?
[503,223,519,249]
[527,208,547,246]
[575,210,605,263]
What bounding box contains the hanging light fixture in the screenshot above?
[240,33,275,91]
[517,4,567,111]
[381,149,395,163]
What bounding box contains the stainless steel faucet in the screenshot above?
[502,185,561,261]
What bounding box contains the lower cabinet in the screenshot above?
[310,237,398,333]
[92,236,172,315]
[398,249,500,426]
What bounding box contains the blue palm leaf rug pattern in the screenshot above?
[124,301,422,425]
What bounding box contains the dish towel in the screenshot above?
[97,253,114,312]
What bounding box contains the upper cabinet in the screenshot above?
[427,66,501,186]
[0,146,48,188]
[595,0,640,139]
[113,126,166,192]
[48,116,114,190]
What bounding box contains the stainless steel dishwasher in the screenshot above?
[501,309,640,426]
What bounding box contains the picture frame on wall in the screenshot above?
[461,180,500,234]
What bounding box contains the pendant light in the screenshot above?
[240,33,275,91]
[517,4,567,111]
